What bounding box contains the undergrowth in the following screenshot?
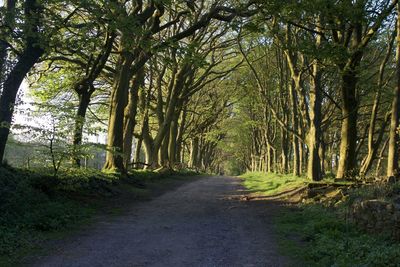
[240,172,400,266]
[276,204,400,267]
[0,166,198,265]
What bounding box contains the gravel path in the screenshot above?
[31,176,288,267]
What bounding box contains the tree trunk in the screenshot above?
[148,65,189,168]
[360,89,381,177]
[141,111,155,169]
[289,81,300,176]
[319,139,326,176]
[123,67,144,169]
[376,138,389,177]
[0,48,44,163]
[387,9,400,178]
[133,137,143,169]
[306,57,322,181]
[159,132,170,167]
[0,0,43,164]
[360,113,390,176]
[72,91,91,167]
[189,137,199,169]
[0,0,16,86]
[168,111,180,168]
[336,69,359,179]
[280,126,289,173]
[176,105,187,165]
[103,48,134,173]
[267,143,273,173]
[360,31,395,177]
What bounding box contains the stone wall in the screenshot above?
[351,198,400,240]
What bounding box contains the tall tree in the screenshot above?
[0,0,45,163]
[387,3,400,178]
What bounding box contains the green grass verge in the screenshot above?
[0,166,199,266]
[239,172,400,266]
[239,172,308,196]
[275,205,400,267]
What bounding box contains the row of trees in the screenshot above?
[0,0,254,174]
[219,0,400,180]
[2,0,400,180]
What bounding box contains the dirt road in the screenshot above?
[31,176,288,267]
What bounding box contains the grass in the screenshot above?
[239,171,400,266]
[240,172,308,196]
[275,205,400,267]
[0,166,199,266]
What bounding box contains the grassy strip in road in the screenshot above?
[0,166,199,266]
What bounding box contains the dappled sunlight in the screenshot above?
[240,172,308,197]
[1,0,400,266]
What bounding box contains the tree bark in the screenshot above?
[159,131,170,167]
[0,0,16,85]
[319,139,326,176]
[336,68,360,179]
[142,114,154,168]
[387,7,400,178]
[360,113,390,176]
[280,125,289,173]
[148,64,190,168]
[360,30,395,177]
[189,137,199,169]
[289,80,300,176]
[0,0,44,164]
[306,46,322,181]
[176,105,188,165]
[133,137,143,169]
[168,111,180,168]
[72,91,91,167]
[376,137,389,177]
[103,44,134,172]
[123,67,144,169]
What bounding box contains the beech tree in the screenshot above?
[4,0,400,181]
[102,0,256,173]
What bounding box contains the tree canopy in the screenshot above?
[1,0,400,181]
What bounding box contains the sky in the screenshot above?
[12,81,107,144]
[14,81,31,126]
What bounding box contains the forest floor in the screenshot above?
[26,176,289,267]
